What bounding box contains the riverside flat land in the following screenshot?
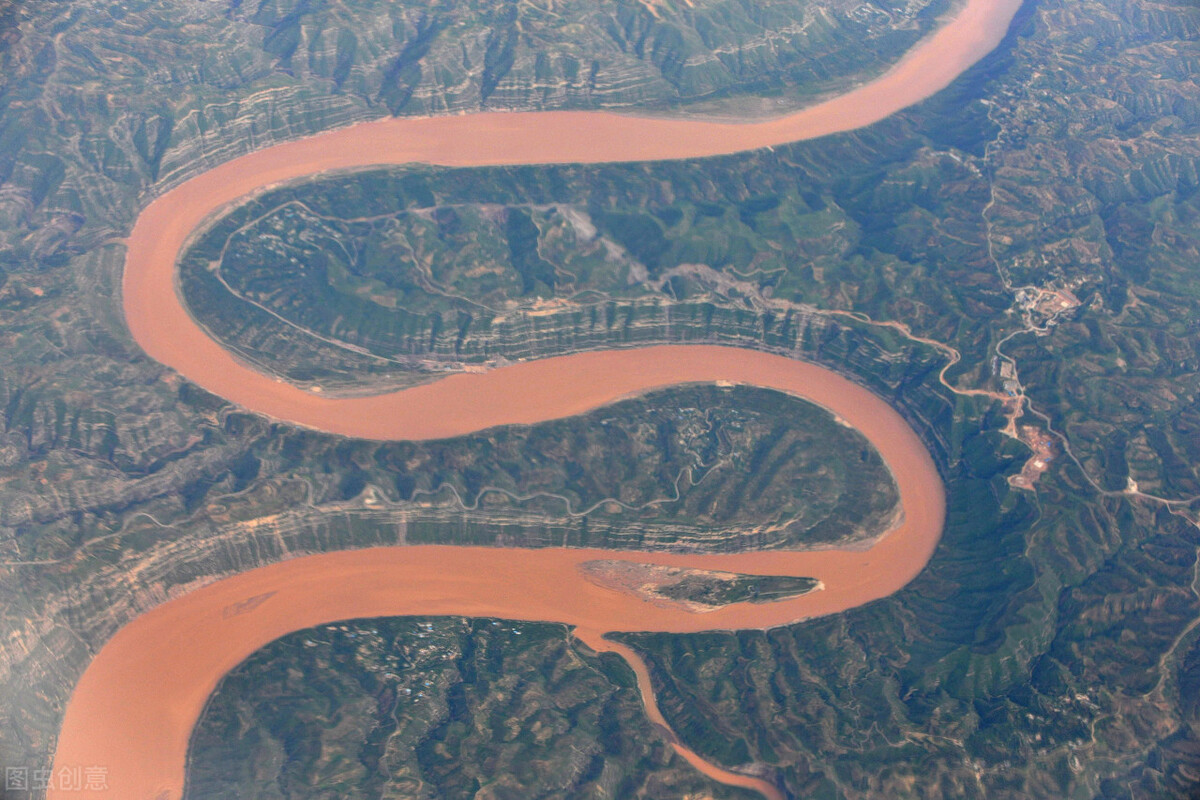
[3,0,1200,798]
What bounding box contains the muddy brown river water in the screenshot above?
[49,0,1023,796]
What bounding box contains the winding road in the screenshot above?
[50,0,1024,797]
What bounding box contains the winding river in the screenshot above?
[49,0,1023,797]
